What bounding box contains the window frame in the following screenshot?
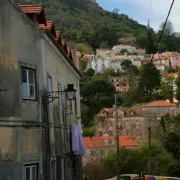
[21,67,37,101]
[25,164,38,180]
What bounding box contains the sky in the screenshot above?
[97,0,180,32]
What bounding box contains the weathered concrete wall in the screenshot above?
[0,0,43,163]
[44,35,81,157]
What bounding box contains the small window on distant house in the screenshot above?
[108,139,112,144]
[22,68,36,100]
[99,131,102,136]
[109,131,113,136]
[108,121,113,127]
[117,79,119,82]
[99,121,103,128]
[136,120,140,126]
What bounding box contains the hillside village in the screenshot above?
[1,0,180,180]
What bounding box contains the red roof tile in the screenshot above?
[83,135,137,149]
[144,100,175,107]
[97,108,115,116]
[18,4,43,14]
[83,137,104,149]
[165,72,179,78]
[39,20,53,30]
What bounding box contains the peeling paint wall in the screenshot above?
[0,0,43,164]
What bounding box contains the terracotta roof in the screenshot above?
[166,72,179,78]
[83,136,137,149]
[83,137,104,149]
[39,20,53,30]
[115,44,131,47]
[18,4,43,14]
[144,100,175,107]
[97,108,115,116]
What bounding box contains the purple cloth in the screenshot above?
[72,123,86,155]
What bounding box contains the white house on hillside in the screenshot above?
[112,44,136,55]
[87,51,111,73]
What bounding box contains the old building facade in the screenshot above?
[94,100,180,141]
[0,1,83,180]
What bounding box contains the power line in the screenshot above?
[124,0,175,113]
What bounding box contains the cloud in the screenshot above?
[99,0,180,32]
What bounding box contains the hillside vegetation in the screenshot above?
[21,0,147,49]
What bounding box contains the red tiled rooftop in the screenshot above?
[166,72,179,78]
[83,135,137,149]
[39,20,53,30]
[18,4,43,14]
[144,100,175,107]
[83,137,104,149]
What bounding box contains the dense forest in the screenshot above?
[20,0,147,49]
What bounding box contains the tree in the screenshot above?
[159,77,174,102]
[80,59,88,71]
[85,68,95,77]
[105,68,115,76]
[160,20,174,36]
[104,139,174,177]
[121,60,132,71]
[159,21,174,51]
[146,20,156,54]
[140,63,161,98]
[100,41,109,49]
[136,34,147,48]
[120,48,128,54]
[76,43,93,54]
[175,75,180,102]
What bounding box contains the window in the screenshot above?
[99,131,102,136]
[25,165,37,180]
[136,120,140,126]
[117,79,119,82]
[99,121,103,127]
[108,121,112,127]
[22,68,36,100]
[109,131,112,136]
[108,139,112,144]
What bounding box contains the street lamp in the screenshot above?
[65,84,76,101]
[45,84,76,104]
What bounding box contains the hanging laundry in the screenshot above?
[72,123,86,155]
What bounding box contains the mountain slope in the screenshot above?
[21,0,147,48]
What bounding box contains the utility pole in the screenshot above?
[115,94,120,178]
[148,118,151,176]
